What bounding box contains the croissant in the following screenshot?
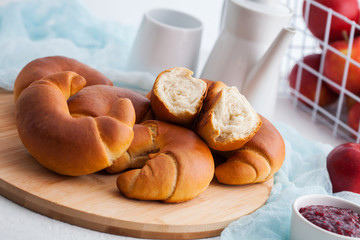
[67,84,154,123]
[14,56,113,101]
[15,71,135,176]
[108,120,215,203]
[214,116,285,185]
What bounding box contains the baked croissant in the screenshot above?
[14,56,113,101]
[108,120,215,203]
[214,116,286,185]
[15,71,135,176]
[68,84,153,123]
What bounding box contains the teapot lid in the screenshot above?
[233,0,291,16]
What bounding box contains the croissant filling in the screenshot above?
[212,86,260,141]
[156,68,207,115]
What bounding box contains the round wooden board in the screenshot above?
[0,92,273,239]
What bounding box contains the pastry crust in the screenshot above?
[214,116,285,185]
[15,70,135,176]
[14,56,113,101]
[108,120,215,203]
[68,85,153,123]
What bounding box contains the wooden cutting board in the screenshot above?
[0,91,273,239]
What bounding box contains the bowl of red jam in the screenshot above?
[290,194,360,240]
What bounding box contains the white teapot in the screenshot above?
[201,0,295,119]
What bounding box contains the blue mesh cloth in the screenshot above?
[221,122,360,240]
[0,0,154,93]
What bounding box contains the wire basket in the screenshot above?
[281,0,360,143]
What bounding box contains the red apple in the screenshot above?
[288,53,338,106]
[327,142,360,194]
[303,0,360,42]
[324,36,360,95]
[355,14,360,38]
[346,95,357,110]
[348,101,360,133]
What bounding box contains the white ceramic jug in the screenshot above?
[201,0,295,118]
[244,27,296,119]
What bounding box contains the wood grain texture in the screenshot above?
[0,92,273,239]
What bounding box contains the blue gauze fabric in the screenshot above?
[221,122,360,240]
[0,0,154,93]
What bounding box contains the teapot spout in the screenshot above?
[243,27,296,119]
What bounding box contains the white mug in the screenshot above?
[126,8,203,77]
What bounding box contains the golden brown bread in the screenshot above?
[149,71,261,151]
[147,71,283,186]
[150,67,207,127]
[15,71,135,176]
[14,56,113,101]
[68,85,154,123]
[214,116,285,185]
[107,120,214,203]
[14,54,283,199]
[195,80,262,151]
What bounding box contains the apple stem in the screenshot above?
[342,30,349,44]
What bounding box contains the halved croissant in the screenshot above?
[150,67,207,128]
[195,80,262,151]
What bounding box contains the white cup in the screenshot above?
[126,8,203,77]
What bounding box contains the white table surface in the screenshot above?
[0,0,347,239]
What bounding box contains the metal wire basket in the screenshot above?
[281,0,360,142]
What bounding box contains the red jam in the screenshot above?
[299,205,360,237]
